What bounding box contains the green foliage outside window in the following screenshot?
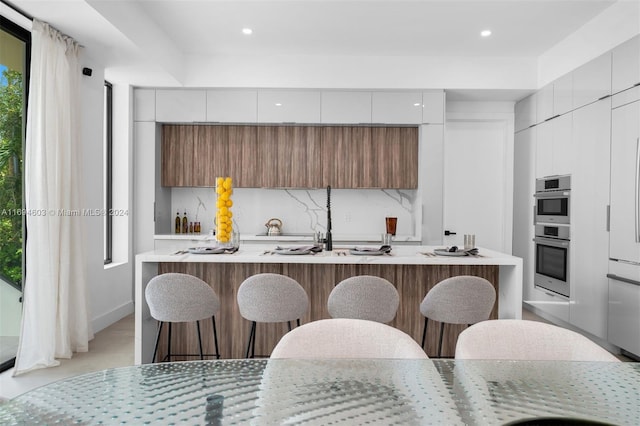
[0,68,23,286]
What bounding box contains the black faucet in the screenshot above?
[325,185,333,251]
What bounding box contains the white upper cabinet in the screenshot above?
[421,90,445,124]
[535,120,553,178]
[553,73,573,116]
[612,34,640,95]
[257,90,321,123]
[156,90,206,122]
[551,112,573,175]
[371,92,423,124]
[572,52,612,110]
[535,113,573,178]
[320,91,371,124]
[536,83,555,123]
[612,85,640,109]
[515,94,537,132]
[536,74,573,124]
[134,89,156,122]
[206,90,257,123]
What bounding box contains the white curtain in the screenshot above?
[13,20,93,376]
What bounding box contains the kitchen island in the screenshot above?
[135,245,522,362]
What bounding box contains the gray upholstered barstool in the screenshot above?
[145,273,220,362]
[420,275,496,357]
[327,275,399,323]
[237,273,309,358]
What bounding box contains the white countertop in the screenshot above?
[137,244,521,266]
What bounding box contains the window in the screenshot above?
[0,14,30,371]
[103,81,112,264]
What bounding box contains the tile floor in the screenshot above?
[0,308,632,400]
[0,314,134,399]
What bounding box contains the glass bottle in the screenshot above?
[182,210,188,234]
[175,211,181,234]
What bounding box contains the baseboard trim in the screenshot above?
[91,301,134,334]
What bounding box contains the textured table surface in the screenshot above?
[1,359,638,425]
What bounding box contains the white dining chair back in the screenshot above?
[328,275,399,323]
[455,319,620,362]
[270,318,428,359]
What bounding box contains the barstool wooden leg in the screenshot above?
[196,320,204,360]
[212,316,220,359]
[437,322,445,357]
[152,322,163,363]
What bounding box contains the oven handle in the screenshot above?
[533,237,570,248]
[534,190,570,199]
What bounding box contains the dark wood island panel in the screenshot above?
[155,262,499,359]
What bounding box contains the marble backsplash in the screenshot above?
[169,187,421,240]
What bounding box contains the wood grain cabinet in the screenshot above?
[162,124,418,188]
[261,126,323,188]
[161,125,195,186]
[321,126,418,188]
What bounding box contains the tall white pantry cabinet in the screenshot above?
[514,34,640,355]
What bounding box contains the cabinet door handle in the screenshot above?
[607,273,640,287]
[636,138,640,243]
[606,204,610,232]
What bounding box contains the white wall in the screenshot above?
[185,55,537,90]
[80,53,134,333]
[538,0,640,87]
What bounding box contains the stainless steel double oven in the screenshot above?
[533,175,571,298]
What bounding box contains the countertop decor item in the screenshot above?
[215,177,233,244]
[265,218,283,236]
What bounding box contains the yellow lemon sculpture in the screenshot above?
[216,177,233,243]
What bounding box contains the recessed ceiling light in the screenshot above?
[481,30,492,37]
[242,28,253,35]
[413,103,421,107]
[275,103,282,107]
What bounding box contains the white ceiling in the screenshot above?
[6,0,635,101]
